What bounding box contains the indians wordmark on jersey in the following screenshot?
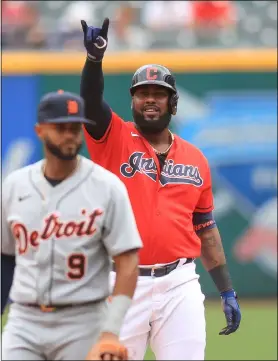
[120,152,203,186]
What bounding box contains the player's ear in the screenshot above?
[35,123,43,139]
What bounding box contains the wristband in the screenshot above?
[221,289,236,298]
[87,53,101,62]
[102,295,132,336]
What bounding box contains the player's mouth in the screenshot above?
[143,106,159,117]
[63,143,77,151]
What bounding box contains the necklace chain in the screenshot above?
[151,131,174,156]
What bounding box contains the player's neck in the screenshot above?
[43,156,79,181]
[145,129,175,156]
[143,128,171,147]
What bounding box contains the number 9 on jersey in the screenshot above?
[67,253,86,280]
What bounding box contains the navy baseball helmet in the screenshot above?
[37,90,95,125]
[130,64,179,115]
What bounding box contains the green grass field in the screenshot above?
[2,300,277,360]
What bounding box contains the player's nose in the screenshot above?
[145,94,156,103]
[63,128,79,139]
[63,134,76,143]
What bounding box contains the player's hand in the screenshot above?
[81,18,109,62]
[85,332,128,360]
[219,289,241,335]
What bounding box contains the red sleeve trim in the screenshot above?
[195,205,214,213]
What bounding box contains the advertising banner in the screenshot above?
[2,76,42,179]
[182,90,277,296]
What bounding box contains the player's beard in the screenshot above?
[44,138,82,161]
[132,108,171,135]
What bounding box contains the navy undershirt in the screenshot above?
[44,175,62,187]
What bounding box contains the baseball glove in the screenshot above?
[86,338,128,360]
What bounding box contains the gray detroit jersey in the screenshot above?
[1,156,142,305]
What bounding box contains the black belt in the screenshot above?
[16,300,103,313]
[112,258,194,278]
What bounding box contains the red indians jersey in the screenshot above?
[84,112,214,265]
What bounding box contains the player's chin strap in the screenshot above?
[102,295,132,336]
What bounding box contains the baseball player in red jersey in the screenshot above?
[80,18,241,360]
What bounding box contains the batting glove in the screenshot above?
[219,289,241,335]
[81,18,109,62]
[86,333,128,360]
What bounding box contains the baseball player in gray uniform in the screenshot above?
[1,90,142,360]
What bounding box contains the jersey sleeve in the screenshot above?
[1,178,16,255]
[83,112,125,167]
[195,157,214,213]
[103,176,143,257]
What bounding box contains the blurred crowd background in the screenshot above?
[2,0,277,50]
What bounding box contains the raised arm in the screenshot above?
[80,19,112,140]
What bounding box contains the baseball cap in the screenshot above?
[37,90,95,125]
